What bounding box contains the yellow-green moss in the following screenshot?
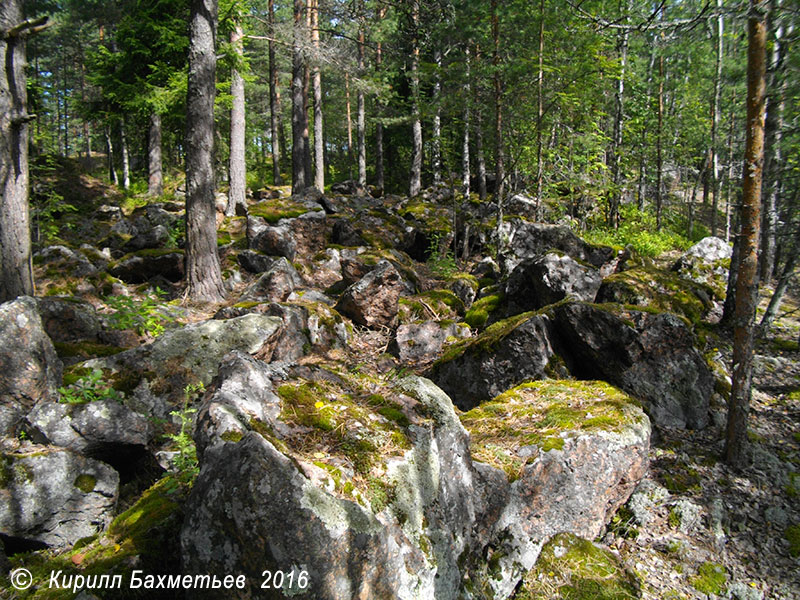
[690,562,728,595]
[248,198,311,223]
[74,474,97,493]
[461,380,642,481]
[516,532,640,600]
[464,292,504,329]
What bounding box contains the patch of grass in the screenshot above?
[690,562,728,595]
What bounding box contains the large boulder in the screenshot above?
[0,297,63,435]
[241,257,303,303]
[550,302,713,429]
[428,315,557,410]
[460,380,650,598]
[335,259,404,329]
[36,296,101,343]
[390,321,470,364]
[502,222,618,273]
[680,236,732,263]
[108,250,185,284]
[504,252,602,313]
[247,218,297,261]
[85,314,283,402]
[428,301,713,429]
[0,448,118,547]
[192,351,284,460]
[25,399,150,455]
[181,375,649,600]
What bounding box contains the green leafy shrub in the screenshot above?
[104,289,175,337]
[426,232,458,278]
[584,205,694,257]
[58,368,124,404]
[165,383,204,486]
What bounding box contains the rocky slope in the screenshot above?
[0,171,798,599]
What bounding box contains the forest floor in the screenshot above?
[18,160,800,599]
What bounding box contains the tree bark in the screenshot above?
[759,0,787,281]
[432,48,442,185]
[461,45,471,198]
[228,21,246,216]
[727,1,767,469]
[491,0,504,204]
[148,112,163,196]
[710,0,724,235]
[535,0,545,220]
[1,0,35,301]
[303,0,312,186]
[105,125,118,186]
[409,1,422,197]
[475,44,487,201]
[345,72,354,174]
[608,3,629,228]
[185,0,226,303]
[656,46,664,230]
[291,0,307,194]
[357,3,367,193]
[120,116,130,190]
[268,0,282,185]
[374,6,386,192]
[311,0,324,192]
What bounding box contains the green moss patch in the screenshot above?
[786,524,800,557]
[690,562,728,595]
[464,292,505,329]
[248,198,311,223]
[517,532,640,599]
[54,341,126,360]
[461,380,642,481]
[599,267,717,325]
[73,474,97,493]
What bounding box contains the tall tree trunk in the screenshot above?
[409,1,422,197]
[291,0,307,194]
[120,116,130,190]
[710,0,724,235]
[228,21,246,215]
[345,72,354,175]
[148,112,163,196]
[475,45,487,200]
[725,88,737,241]
[759,0,787,281]
[492,0,504,205]
[727,1,767,469]
[303,0,312,185]
[374,6,386,192]
[311,0,324,192]
[185,0,226,303]
[461,45,471,198]
[80,57,91,158]
[0,1,36,301]
[357,3,367,193]
[535,0,545,220]
[656,48,664,230]
[432,48,442,185]
[268,0,282,185]
[105,124,118,186]
[609,3,629,228]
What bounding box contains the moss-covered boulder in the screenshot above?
[427,313,557,410]
[516,532,641,600]
[549,302,712,429]
[596,266,718,325]
[461,380,649,599]
[428,301,713,429]
[108,249,185,284]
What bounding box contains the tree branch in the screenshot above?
[3,16,50,40]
